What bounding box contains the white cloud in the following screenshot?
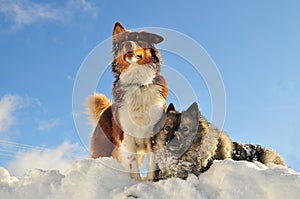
[0,94,24,132]
[67,0,98,16]
[37,118,60,131]
[0,0,98,31]
[0,94,44,134]
[0,0,61,30]
[6,141,87,177]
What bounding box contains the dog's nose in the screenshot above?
[124,41,136,52]
[125,42,132,49]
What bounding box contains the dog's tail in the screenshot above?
[87,93,111,125]
[232,142,286,166]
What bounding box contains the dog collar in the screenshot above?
[127,83,152,88]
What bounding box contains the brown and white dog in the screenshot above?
[88,22,168,181]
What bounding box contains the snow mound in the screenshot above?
[1,158,300,199]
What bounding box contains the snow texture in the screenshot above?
[1,158,300,199]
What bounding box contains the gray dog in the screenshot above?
[153,103,286,181]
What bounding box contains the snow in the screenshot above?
[1,158,300,199]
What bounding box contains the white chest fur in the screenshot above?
[118,63,165,138]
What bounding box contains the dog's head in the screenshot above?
[154,103,200,157]
[112,22,164,77]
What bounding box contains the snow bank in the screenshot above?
[1,158,300,199]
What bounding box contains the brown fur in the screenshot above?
[87,93,111,125]
[88,22,167,181]
[87,94,112,158]
[88,94,149,167]
[112,22,164,78]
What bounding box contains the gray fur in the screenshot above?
[232,142,285,166]
[153,103,286,181]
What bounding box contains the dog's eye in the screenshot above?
[164,125,171,132]
[181,127,189,133]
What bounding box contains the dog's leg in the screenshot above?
[146,138,156,181]
[119,134,141,181]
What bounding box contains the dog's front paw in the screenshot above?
[146,171,155,181]
[130,173,142,181]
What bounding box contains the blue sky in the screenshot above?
[0,0,300,176]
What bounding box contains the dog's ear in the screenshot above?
[113,22,127,36]
[167,103,175,112]
[147,33,164,44]
[186,102,200,119]
[139,32,164,44]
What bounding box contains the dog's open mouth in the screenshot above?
[125,51,135,57]
[125,51,142,59]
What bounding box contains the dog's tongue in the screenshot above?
[126,52,135,57]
